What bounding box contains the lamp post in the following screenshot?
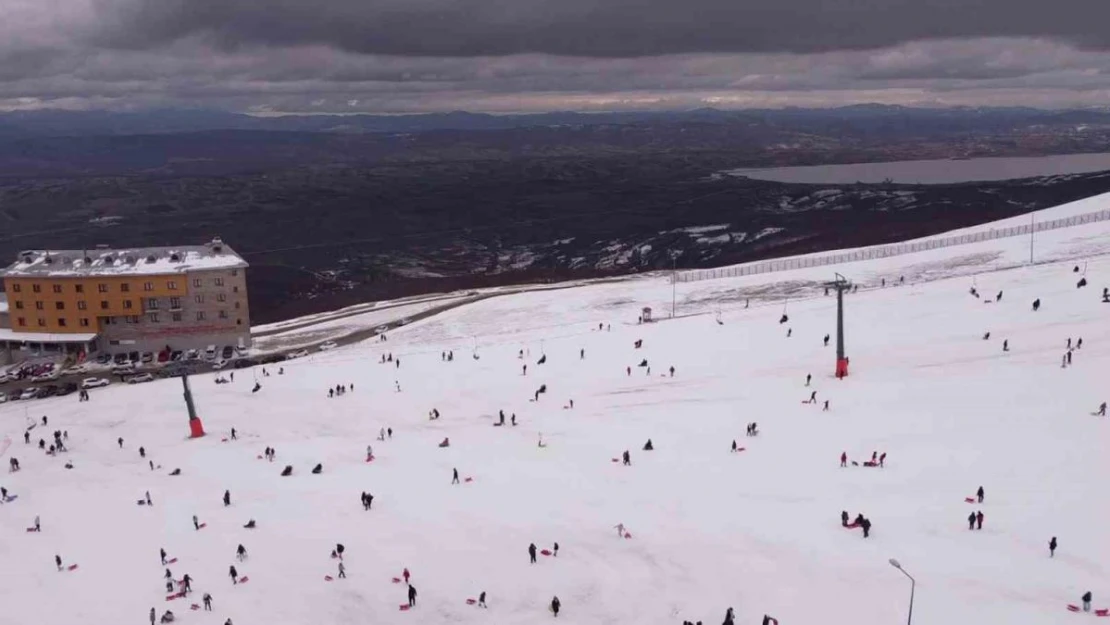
[889,558,915,625]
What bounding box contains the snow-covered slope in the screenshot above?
[2,208,1108,625]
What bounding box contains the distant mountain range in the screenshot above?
[4,105,1110,138]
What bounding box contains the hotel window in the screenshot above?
[14,301,23,310]
[194,294,204,303]
[149,313,160,323]
[219,310,228,319]
[100,301,109,310]
[217,293,226,302]
[231,269,238,277]
[147,298,159,310]
[17,317,26,326]
[193,278,202,287]
[37,318,46,327]
[170,297,181,309]
[233,286,239,293]
[11,284,20,293]
[123,300,133,310]
[167,281,177,290]
[172,312,182,322]
[77,301,87,310]
[143,282,154,291]
[126,315,139,324]
[35,301,44,310]
[55,302,65,310]
[98,283,108,293]
[32,284,41,293]
[74,284,84,293]
[196,311,206,321]
[215,277,224,286]
[57,318,67,327]
[79,318,90,327]
[121,283,130,293]
[52,284,63,293]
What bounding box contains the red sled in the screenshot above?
[464,477,473,483]
[166,557,178,564]
[399,604,411,611]
[366,456,375,463]
[624,532,632,539]
[324,575,334,581]
[611,458,619,463]
[964,497,976,503]
[25,528,37,532]
[166,592,185,601]
[466,599,477,605]
[735,447,746,452]
[1068,605,1080,612]
[257,455,264,460]
[221,438,229,443]
[198,523,207,529]
[1097,609,1109,617]
[540,549,552,556]
[238,576,249,584]
[845,522,859,529]
[392,577,402,584]
[190,604,200,611]
[67,564,79,571]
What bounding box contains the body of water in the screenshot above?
[730,153,1110,185]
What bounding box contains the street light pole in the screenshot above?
[671,257,677,318]
[889,559,915,625]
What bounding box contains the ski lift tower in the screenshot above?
[828,273,851,379]
[182,374,206,438]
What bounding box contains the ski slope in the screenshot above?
[2,208,1108,625]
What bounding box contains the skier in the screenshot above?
[529,543,538,564]
[407,584,417,608]
[977,486,985,503]
[1049,536,1057,557]
[223,490,231,506]
[840,452,847,467]
[976,510,984,530]
[479,591,487,608]
[1083,592,1093,613]
[236,544,247,561]
[452,468,460,485]
[968,512,976,530]
[622,450,631,466]
[550,596,561,617]
[338,561,346,579]
[229,565,238,584]
[202,594,212,611]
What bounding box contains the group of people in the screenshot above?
[327,383,354,398]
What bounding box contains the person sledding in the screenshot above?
[312,463,323,474]
[439,438,450,448]
[642,439,654,451]
[281,465,293,476]
[160,610,176,623]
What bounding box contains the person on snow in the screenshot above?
[854,513,865,527]
[1049,536,1057,557]
[229,565,239,584]
[165,568,174,581]
[550,596,561,617]
[160,548,167,565]
[236,544,247,561]
[860,517,871,538]
[42,416,48,426]
[615,523,626,537]
[823,400,830,412]
[643,439,654,451]
[1083,592,1093,612]
[150,607,156,625]
[977,486,985,503]
[139,446,146,458]
[160,610,175,624]
[407,584,417,607]
[55,555,62,571]
[223,490,231,507]
[403,568,411,584]
[1078,338,1083,349]
[841,510,850,527]
[202,593,212,611]
[337,562,346,579]
[336,543,345,559]
[33,515,40,532]
[529,543,538,564]
[724,606,735,625]
[806,373,812,386]
[146,491,153,506]
[244,519,256,529]
[731,440,738,452]
[9,457,19,472]
[512,414,517,426]
[824,335,830,347]
[312,463,323,474]
[1032,298,1041,311]
[976,510,984,530]
[193,515,200,531]
[553,542,559,557]
[452,468,460,485]
[379,427,386,441]
[281,465,293,476]
[669,366,675,377]
[622,450,631,466]
[478,591,487,608]
[1003,339,1009,352]
[840,452,848,467]
[982,332,991,341]
[1097,402,1107,417]
[808,391,817,404]
[182,574,192,593]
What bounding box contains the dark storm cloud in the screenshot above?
[93,0,1108,57]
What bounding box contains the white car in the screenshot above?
[211,359,229,370]
[318,341,338,351]
[126,373,155,384]
[288,349,309,359]
[20,388,39,400]
[205,345,218,360]
[32,370,60,382]
[0,391,7,403]
[82,377,110,389]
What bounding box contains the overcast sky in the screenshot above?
[2,0,1109,113]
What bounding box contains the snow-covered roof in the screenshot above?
[0,239,247,279]
[0,328,98,343]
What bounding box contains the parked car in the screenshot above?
[318,341,338,351]
[82,377,110,389]
[232,359,254,369]
[211,359,229,370]
[57,383,78,396]
[186,349,200,360]
[288,349,309,359]
[96,353,113,365]
[204,345,217,360]
[127,373,155,384]
[222,345,234,359]
[112,363,136,375]
[39,385,60,398]
[0,391,7,403]
[141,352,154,364]
[114,353,129,365]
[128,351,140,363]
[32,370,60,383]
[20,388,38,400]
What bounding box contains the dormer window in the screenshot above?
[170,253,181,262]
